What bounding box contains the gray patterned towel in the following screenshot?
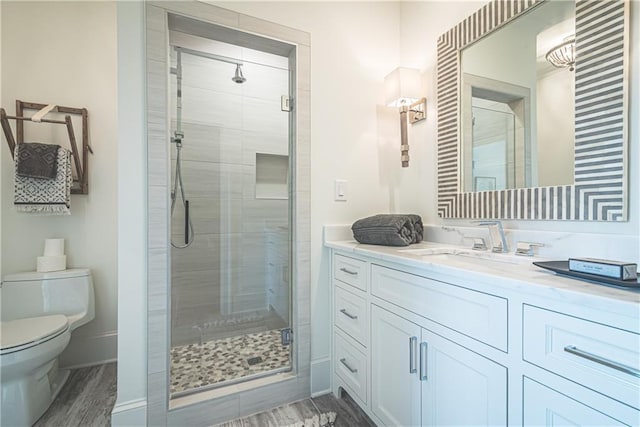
[16,142,60,179]
[351,214,412,246]
[14,145,71,215]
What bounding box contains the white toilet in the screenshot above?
[0,269,94,426]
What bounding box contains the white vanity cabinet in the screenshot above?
[370,305,421,426]
[521,305,640,426]
[332,252,508,426]
[370,305,507,427]
[329,247,640,427]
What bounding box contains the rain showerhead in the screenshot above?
[232,64,246,84]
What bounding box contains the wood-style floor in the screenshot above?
[35,361,374,427]
[216,392,376,427]
[34,362,117,427]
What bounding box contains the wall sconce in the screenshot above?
[545,36,576,71]
[384,67,426,167]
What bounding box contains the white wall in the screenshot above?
[0,1,118,367]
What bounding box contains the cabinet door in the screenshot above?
[421,329,507,427]
[371,305,421,427]
[523,378,627,426]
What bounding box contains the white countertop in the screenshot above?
[325,237,640,321]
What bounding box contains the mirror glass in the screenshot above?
[460,0,575,192]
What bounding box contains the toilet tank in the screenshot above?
[1,269,95,330]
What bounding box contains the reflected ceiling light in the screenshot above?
[545,37,576,71]
[384,67,426,168]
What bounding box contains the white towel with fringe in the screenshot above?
[14,145,72,215]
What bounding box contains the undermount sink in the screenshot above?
[398,247,533,266]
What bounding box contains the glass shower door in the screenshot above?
[168,44,293,397]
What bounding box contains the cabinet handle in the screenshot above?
[409,336,418,374]
[339,308,358,320]
[340,358,358,374]
[420,342,428,381]
[339,267,358,276]
[564,345,640,378]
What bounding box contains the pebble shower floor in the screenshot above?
[170,329,290,394]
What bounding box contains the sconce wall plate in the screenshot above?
[409,97,427,124]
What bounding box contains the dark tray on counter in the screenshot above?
[533,260,640,289]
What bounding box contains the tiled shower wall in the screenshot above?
[169,36,290,344]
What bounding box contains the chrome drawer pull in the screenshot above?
[564,345,640,378]
[339,267,358,276]
[339,309,358,320]
[340,358,358,374]
[409,336,418,374]
[420,342,428,381]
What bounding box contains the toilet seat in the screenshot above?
[0,315,69,355]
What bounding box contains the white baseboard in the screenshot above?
[60,330,117,369]
[111,398,147,427]
[310,357,331,396]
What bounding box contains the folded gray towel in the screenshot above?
[16,142,60,179]
[407,214,424,243]
[352,214,416,246]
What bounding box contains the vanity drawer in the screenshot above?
[523,304,640,409]
[334,331,368,404]
[371,264,507,351]
[523,378,630,426]
[334,284,368,347]
[334,253,368,292]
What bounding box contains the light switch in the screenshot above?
[334,179,347,201]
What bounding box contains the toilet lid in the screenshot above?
[0,315,68,351]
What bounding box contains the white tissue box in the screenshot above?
[37,255,67,272]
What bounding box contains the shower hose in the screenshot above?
[171,137,195,248]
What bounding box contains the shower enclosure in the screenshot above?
[167,17,293,397]
[145,3,310,422]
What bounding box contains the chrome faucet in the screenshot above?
[477,221,509,253]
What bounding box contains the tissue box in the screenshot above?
[569,257,637,281]
[37,255,67,273]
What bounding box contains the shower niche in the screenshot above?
[255,153,289,199]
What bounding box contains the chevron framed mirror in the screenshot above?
[436,0,629,221]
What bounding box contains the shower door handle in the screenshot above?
[184,200,190,244]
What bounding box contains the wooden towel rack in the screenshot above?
[1,100,91,194]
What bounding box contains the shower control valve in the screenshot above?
[171,131,185,145]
